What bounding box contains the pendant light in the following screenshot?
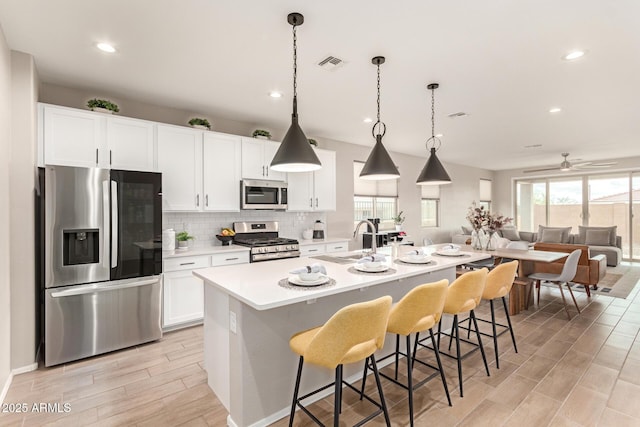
[416,83,452,185]
[359,56,400,180]
[270,13,322,173]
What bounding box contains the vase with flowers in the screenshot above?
[484,212,513,250]
[466,202,489,250]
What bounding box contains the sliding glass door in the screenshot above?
[588,174,631,258]
[516,180,546,232]
[548,178,583,231]
[633,174,640,261]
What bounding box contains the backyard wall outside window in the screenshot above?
[353,161,398,230]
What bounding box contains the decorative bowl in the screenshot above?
[363,261,381,269]
[408,253,425,261]
[298,271,321,281]
[216,235,233,246]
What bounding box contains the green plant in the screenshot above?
[176,231,194,242]
[87,98,119,113]
[308,138,318,146]
[252,129,271,139]
[188,118,211,129]
[392,211,405,225]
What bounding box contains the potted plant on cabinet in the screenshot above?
[392,211,405,231]
[188,118,211,130]
[252,129,271,140]
[87,98,119,114]
[308,138,318,147]
[176,231,194,250]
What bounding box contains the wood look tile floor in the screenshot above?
[2,273,640,426]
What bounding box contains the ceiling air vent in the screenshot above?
[447,112,469,118]
[317,55,344,71]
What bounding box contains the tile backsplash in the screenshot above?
[163,211,328,248]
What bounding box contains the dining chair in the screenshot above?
[359,280,451,426]
[528,249,582,320]
[288,296,392,427]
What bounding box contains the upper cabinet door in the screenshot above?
[203,133,241,211]
[43,105,103,168]
[286,171,314,211]
[314,149,336,211]
[157,125,203,211]
[106,117,155,171]
[241,138,286,181]
[263,140,286,181]
[241,138,266,180]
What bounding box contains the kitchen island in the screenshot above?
[194,246,490,427]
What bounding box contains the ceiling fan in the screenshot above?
[523,153,617,173]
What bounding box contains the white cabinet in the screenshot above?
[325,241,349,253]
[106,117,155,171]
[300,244,326,256]
[299,240,349,256]
[157,126,241,212]
[39,103,155,171]
[241,138,286,181]
[163,255,210,328]
[203,133,241,211]
[287,148,336,211]
[157,125,203,211]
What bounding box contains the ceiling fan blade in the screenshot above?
[523,166,560,173]
[575,164,615,169]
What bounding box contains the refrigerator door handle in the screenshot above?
[50,278,159,298]
[102,180,110,269]
[111,180,118,269]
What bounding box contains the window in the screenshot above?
[479,179,492,211]
[420,184,440,227]
[353,162,398,230]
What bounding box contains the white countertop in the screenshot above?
[194,246,489,311]
[297,237,350,246]
[163,244,250,259]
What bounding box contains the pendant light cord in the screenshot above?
[292,24,298,116]
[376,63,381,124]
[372,58,386,138]
[426,84,441,151]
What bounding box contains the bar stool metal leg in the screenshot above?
[490,300,499,369]
[370,355,391,427]
[289,356,304,427]
[502,296,518,353]
[429,328,452,406]
[471,310,491,376]
[334,365,342,427]
[406,335,414,427]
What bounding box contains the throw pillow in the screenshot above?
[537,225,572,243]
[578,226,616,247]
[585,229,612,246]
[461,226,473,235]
[540,228,564,243]
[500,226,521,241]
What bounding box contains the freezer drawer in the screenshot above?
[44,276,162,366]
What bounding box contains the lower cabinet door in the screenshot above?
[163,270,204,328]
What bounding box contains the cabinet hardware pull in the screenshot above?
[225,257,239,261]
[179,262,196,266]
[266,166,269,177]
[262,165,265,176]
[308,249,318,252]
[110,149,112,165]
[205,194,208,207]
[310,198,313,208]
[315,198,318,207]
[95,148,98,165]
[196,194,200,206]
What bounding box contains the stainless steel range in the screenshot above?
[233,221,300,262]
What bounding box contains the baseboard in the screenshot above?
[0,372,13,405]
[12,363,38,376]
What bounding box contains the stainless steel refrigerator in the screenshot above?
[39,165,163,366]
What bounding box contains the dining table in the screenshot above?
[458,245,569,314]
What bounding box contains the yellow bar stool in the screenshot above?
[288,296,392,427]
[359,280,451,426]
[462,261,519,369]
[418,268,490,397]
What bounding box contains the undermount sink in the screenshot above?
[310,252,368,264]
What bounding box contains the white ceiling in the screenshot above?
[1,0,639,171]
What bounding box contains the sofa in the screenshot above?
[452,225,622,266]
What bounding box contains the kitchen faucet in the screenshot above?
[353,220,377,255]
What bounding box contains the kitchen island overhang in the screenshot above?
[195,249,490,427]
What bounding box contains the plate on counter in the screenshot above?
[433,251,466,257]
[398,256,432,264]
[288,274,331,287]
[353,263,390,273]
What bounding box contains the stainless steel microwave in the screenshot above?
[241,179,288,210]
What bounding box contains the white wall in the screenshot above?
[10,51,38,369]
[0,24,13,401]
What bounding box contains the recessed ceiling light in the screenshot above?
[96,42,116,53]
[435,133,443,138]
[563,50,586,61]
[269,91,282,98]
[549,107,562,113]
[363,117,373,123]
